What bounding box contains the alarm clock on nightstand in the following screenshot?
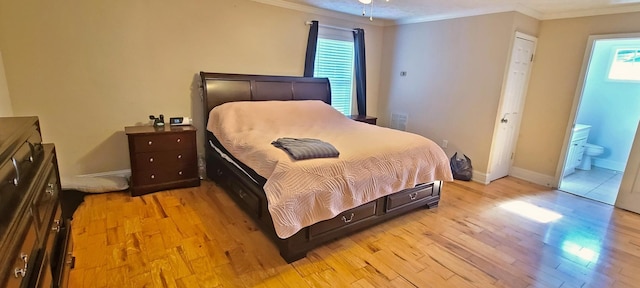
[169,117,192,126]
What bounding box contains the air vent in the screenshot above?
[390,113,408,131]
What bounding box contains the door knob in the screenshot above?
[501,113,509,123]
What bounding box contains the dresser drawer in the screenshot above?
[309,201,377,238]
[130,132,195,153]
[4,217,38,288]
[386,183,434,212]
[32,165,59,238]
[134,149,196,171]
[56,220,73,288]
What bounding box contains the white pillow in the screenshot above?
[61,176,129,193]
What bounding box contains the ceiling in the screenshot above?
[270,0,640,24]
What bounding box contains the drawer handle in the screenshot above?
[177,154,182,159]
[238,190,246,199]
[409,192,418,200]
[52,219,61,232]
[342,213,355,223]
[11,158,20,186]
[149,157,154,163]
[66,253,76,268]
[178,171,183,176]
[148,141,153,146]
[46,183,55,195]
[150,174,155,179]
[13,253,28,278]
[176,138,181,143]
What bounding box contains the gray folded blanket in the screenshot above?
[271,137,340,160]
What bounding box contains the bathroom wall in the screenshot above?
[577,38,640,171]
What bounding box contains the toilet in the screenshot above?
[577,143,604,170]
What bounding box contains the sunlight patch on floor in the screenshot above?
[499,201,563,223]
[561,241,600,262]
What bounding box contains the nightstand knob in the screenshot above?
[150,174,155,179]
[177,154,182,159]
[149,157,154,163]
[148,141,153,146]
[178,171,183,176]
[176,138,181,143]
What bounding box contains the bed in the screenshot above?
[200,72,452,263]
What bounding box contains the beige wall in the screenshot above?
[0,51,12,116]
[379,12,539,177]
[515,11,640,178]
[0,0,384,176]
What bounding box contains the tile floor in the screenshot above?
[560,167,622,205]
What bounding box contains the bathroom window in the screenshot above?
[608,48,640,81]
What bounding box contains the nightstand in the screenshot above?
[348,115,377,125]
[125,125,200,196]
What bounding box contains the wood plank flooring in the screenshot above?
[68,177,640,287]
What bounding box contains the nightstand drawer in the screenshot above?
[134,149,196,171]
[131,132,195,153]
[132,166,198,186]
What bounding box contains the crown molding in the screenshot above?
[540,3,640,20]
[254,0,640,27]
[393,4,542,25]
[251,0,392,27]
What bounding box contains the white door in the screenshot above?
[488,33,537,182]
[615,121,640,213]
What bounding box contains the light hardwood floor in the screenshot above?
[68,177,640,287]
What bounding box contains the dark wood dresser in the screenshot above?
[0,117,72,288]
[125,125,199,196]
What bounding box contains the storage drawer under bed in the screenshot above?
[386,183,435,212]
[208,155,261,217]
[308,201,378,238]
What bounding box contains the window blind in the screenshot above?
[313,37,354,115]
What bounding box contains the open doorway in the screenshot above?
[559,36,640,205]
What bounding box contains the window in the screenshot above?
[313,30,354,115]
[608,48,640,81]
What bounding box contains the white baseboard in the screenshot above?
[76,169,131,178]
[509,166,556,187]
[472,170,490,185]
[593,158,625,172]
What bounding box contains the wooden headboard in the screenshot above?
[199,72,331,122]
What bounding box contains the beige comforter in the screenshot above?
[208,100,453,238]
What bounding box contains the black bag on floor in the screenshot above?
[450,152,472,181]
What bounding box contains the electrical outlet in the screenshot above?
[442,140,448,148]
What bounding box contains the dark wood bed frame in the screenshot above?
[200,72,442,263]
